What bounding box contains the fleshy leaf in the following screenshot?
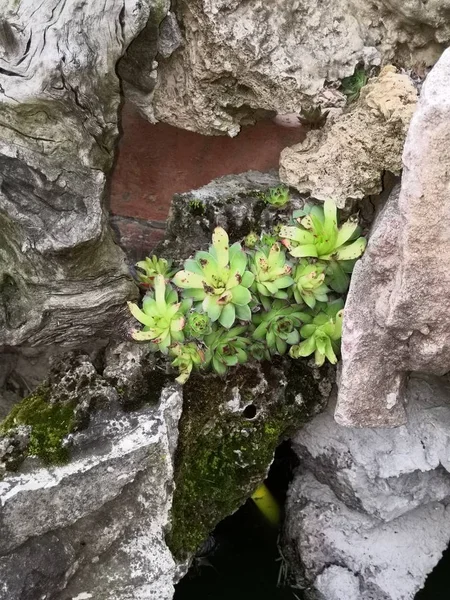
[212,227,230,269]
[219,303,236,329]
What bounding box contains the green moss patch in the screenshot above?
[0,387,76,466]
[167,360,328,559]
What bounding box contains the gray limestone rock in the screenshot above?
[336,48,450,427]
[283,374,450,600]
[0,349,183,600]
[155,170,305,264]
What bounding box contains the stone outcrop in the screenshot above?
[0,173,335,598]
[0,350,183,600]
[283,374,450,600]
[0,0,171,349]
[279,66,417,207]
[129,0,448,135]
[336,49,450,427]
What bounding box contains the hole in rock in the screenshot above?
[109,102,306,260]
[242,404,257,420]
[415,544,450,599]
[174,441,301,600]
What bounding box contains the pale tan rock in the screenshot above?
[279,67,417,207]
[125,0,448,135]
[335,49,450,427]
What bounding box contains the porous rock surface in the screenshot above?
[0,0,173,349]
[336,48,450,427]
[134,0,448,135]
[156,170,304,263]
[283,374,450,600]
[0,349,183,600]
[279,66,417,207]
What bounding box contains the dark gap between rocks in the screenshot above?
[415,544,450,599]
[174,441,302,600]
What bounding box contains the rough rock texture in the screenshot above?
[0,349,182,600]
[131,0,447,135]
[279,67,417,206]
[0,0,171,349]
[0,173,335,598]
[283,374,450,600]
[169,359,333,560]
[156,170,305,263]
[336,49,450,427]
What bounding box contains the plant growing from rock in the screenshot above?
[289,300,344,366]
[170,343,205,384]
[129,198,366,381]
[340,67,369,103]
[135,255,176,288]
[127,275,191,353]
[297,104,329,130]
[172,227,254,328]
[203,326,250,375]
[292,260,329,308]
[263,185,290,207]
[252,300,310,356]
[248,242,294,309]
[279,199,366,293]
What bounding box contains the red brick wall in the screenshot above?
[109,102,306,259]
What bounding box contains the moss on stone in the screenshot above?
[0,386,76,466]
[167,360,326,560]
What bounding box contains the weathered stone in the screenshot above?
[279,66,417,206]
[283,374,450,600]
[0,350,183,600]
[169,358,333,560]
[156,170,305,264]
[131,0,446,135]
[0,0,171,349]
[336,49,450,427]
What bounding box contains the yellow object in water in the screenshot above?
[250,483,280,526]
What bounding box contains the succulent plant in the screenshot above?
[279,199,366,293]
[249,243,294,309]
[128,275,191,353]
[292,259,329,308]
[244,231,260,249]
[248,340,270,362]
[203,325,250,376]
[252,300,311,356]
[172,227,254,328]
[264,186,290,208]
[135,255,176,289]
[340,67,369,103]
[297,105,329,130]
[184,311,212,339]
[170,342,205,384]
[289,300,344,366]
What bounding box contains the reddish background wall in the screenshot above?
[109,102,306,258]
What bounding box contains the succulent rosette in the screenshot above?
[127,275,191,353]
[135,255,176,289]
[289,300,344,366]
[252,299,311,356]
[203,325,250,376]
[170,343,205,384]
[172,227,254,328]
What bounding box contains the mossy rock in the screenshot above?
[167,358,332,559]
[0,386,76,468]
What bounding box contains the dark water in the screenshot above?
[174,443,302,600]
[415,545,450,599]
